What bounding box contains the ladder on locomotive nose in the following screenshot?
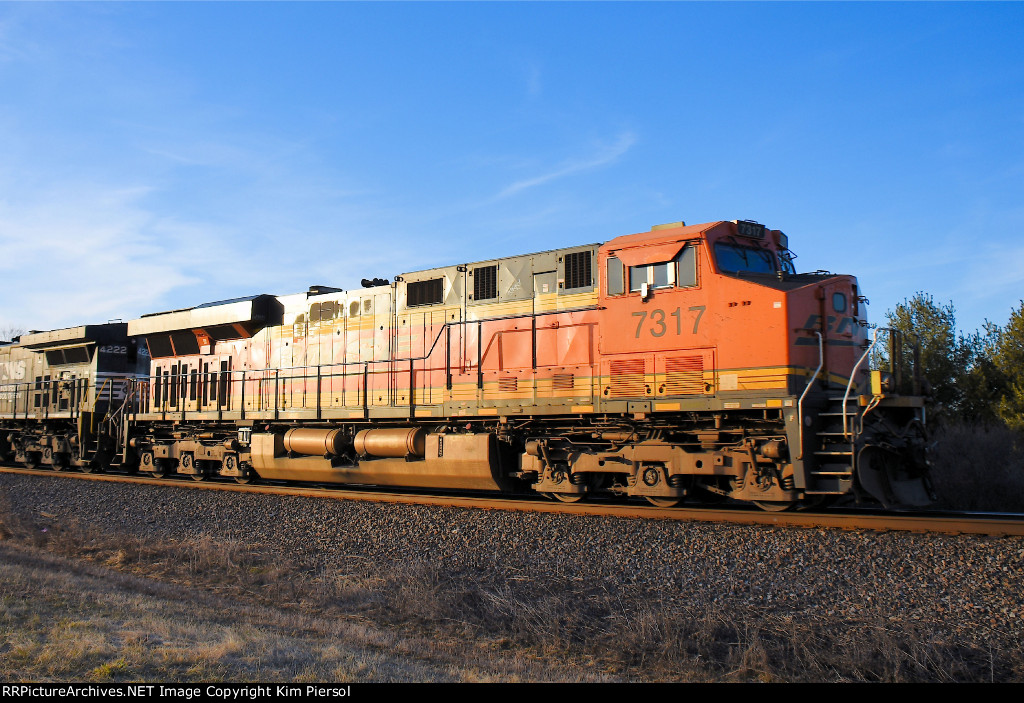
[808,328,888,491]
[810,396,858,487]
[796,331,856,493]
[101,378,137,468]
[83,376,134,469]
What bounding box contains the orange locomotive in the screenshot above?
[3,219,933,510]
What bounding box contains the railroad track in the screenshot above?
[2,465,1023,537]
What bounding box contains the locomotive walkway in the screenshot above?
[2,465,1023,537]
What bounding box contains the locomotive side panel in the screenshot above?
[3,217,924,509]
[0,343,34,418]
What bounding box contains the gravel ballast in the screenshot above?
[2,471,1022,678]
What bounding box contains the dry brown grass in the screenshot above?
[1,494,1020,682]
[0,500,607,682]
[364,563,1014,682]
[0,540,536,682]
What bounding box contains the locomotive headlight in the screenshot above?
[882,374,895,393]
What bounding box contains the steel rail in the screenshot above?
[2,466,1023,537]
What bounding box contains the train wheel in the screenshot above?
[75,448,94,474]
[21,452,39,470]
[752,500,796,512]
[81,457,108,474]
[179,453,205,481]
[42,448,53,470]
[151,458,170,479]
[548,492,586,503]
[234,475,255,485]
[645,496,681,508]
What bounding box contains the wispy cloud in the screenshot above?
[951,244,1024,307]
[0,183,231,330]
[494,131,637,200]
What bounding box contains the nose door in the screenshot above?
[801,277,867,390]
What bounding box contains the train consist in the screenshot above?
[0,219,932,510]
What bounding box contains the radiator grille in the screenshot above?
[473,265,498,301]
[609,359,645,397]
[553,373,575,391]
[564,251,593,290]
[664,356,704,395]
[498,377,518,392]
[407,278,444,307]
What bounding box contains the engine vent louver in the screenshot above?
[407,278,444,307]
[473,265,498,301]
[664,356,704,395]
[564,251,593,290]
[553,373,575,391]
[609,359,646,397]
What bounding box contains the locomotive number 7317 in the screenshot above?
[632,306,706,338]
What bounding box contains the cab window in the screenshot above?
[714,243,776,274]
[606,244,698,295]
[630,261,673,291]
[607,256,625,296]
[676,245,697,287]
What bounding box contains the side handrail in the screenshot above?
[104,379,137,424]
[90,377,113,413]
[796,331,823,460]
[138,312,599,413]
[842,327,885,439]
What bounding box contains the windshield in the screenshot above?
[714,243,777,274]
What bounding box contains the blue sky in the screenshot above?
[1,2,1021,336]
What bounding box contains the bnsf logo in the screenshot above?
[802,314,861,335]
[0,360,26,382]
